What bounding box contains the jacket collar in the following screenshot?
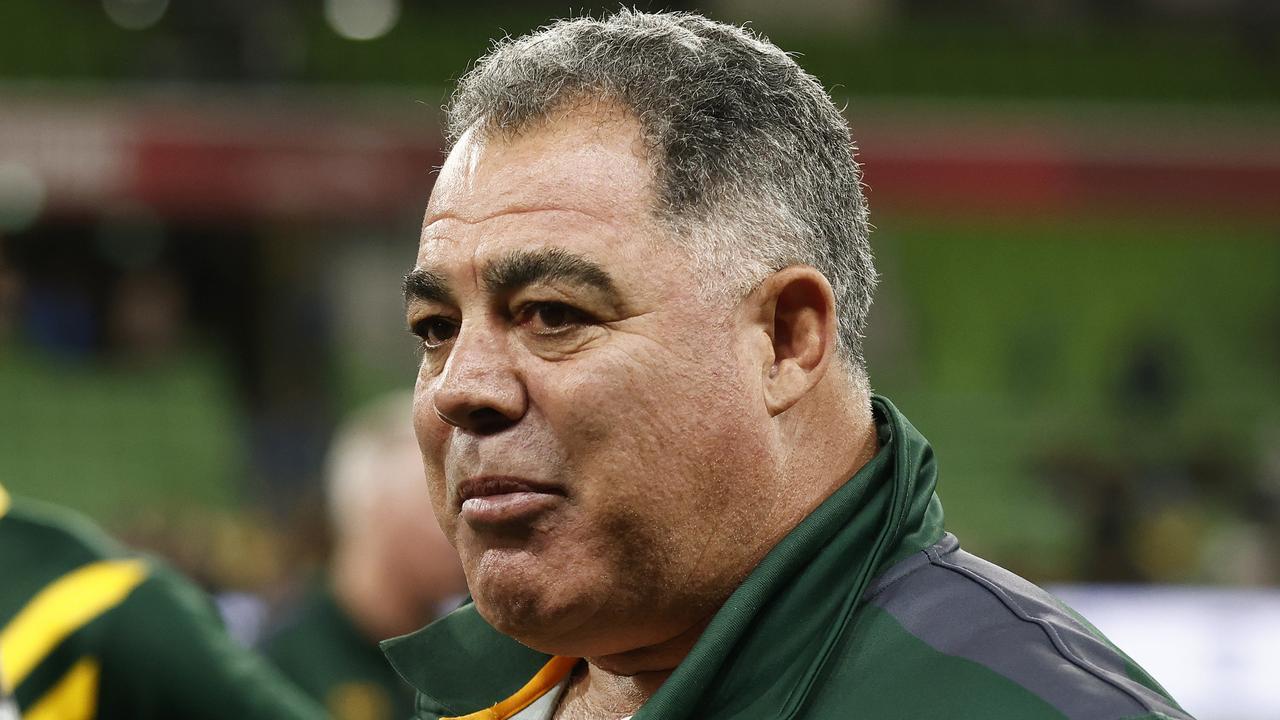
[383,395,944,719]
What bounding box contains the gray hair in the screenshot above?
[446,9,876,370]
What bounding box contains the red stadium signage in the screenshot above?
[1,89,1276,223]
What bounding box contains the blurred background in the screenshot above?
[0,0,1276,717]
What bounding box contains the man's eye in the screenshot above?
[520,302,590,333]
[412,317,459,348]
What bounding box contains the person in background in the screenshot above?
[0,483,324,720]
[262,390,466,720]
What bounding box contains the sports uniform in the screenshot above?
[0,484,324,720]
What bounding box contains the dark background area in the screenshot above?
[0,0,1276,600]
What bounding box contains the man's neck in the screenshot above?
[552,663,655,720]
[781,382,879,517]
[552,613,712,719]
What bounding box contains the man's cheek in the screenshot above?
[557,350,669,424]
[415,415,451,452]
[420,470,452,531]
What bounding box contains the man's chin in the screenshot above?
[469,578,616,656]
[461,542,647,655]
[477,593,704,673]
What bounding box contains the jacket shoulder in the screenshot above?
[1,497,128,563]
[828,534,1192,720]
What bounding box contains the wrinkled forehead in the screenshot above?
[415,112,672,285]
[425,109,654,231]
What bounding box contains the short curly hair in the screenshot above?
[447,10,876,371]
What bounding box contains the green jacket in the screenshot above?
[0,485,325,720]
[383,396,1191,719]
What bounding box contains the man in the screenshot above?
[0,483,324,719]
[384,10,1192,720]
[263,391,466,720]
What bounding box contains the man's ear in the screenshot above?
[750,266,837,416]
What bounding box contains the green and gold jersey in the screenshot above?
[262,584,417,720]
[0,484,324,720]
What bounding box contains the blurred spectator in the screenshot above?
[106,268,185,368]
[261,391,465,720]
[1037,326,1280,585]
[0,482,324,719]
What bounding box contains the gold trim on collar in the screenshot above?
[443,656,579,720]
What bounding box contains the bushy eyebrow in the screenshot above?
[403,268,452,306]
[481,248,617,297]
[403,248,619,309]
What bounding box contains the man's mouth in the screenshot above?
[456,476,564,526]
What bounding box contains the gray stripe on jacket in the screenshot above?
[865,534,1192,720]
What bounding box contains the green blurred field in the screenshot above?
[871,213,1280,578]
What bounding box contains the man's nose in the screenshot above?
[431,322,526,434]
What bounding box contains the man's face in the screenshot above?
[406,109,777,659]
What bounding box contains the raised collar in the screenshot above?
[383,395,944,719]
